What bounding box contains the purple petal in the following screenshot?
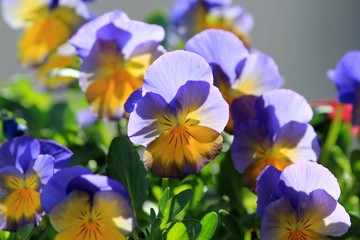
[321,203,351,236]
[31,154,55,185]
[257,89,313,135]
[76,107,97,127]
[0,166,23,186]
[205,0,232,6]
[173,80,228,133]
[2,136,40,173]
[118,20,165,59]
[128,92,169,146]
[231,120,270,173]
[303,189,350,237]
[208,5,254,33]
[94,22,132,50]
[230,95,259,127]
[2,118,27,140]
[38,140,73,169]
[143,50,213,103]
[185,29,248,83]
[0,212,5,230]
[274,122,319,163]
[124,87,143,113]
[0,144,14,168]
[171,0,231,26]
[260,196,296,240]
[331,51,360,104]
[170,0,197,26]
[232,51,283,96]
[70,10,130,58]
[256,165,282,218]
[58,0,91,19]
[40,166,92,213]
[66,174,131,202]
[279,161,341,212]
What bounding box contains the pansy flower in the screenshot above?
[230,89,319,190]
[2,0,91,67]
[170,0,253,46]
[127,50,229,178]
[1,116,27,140]
[35,45,81,90]
[70,10,165,120]
[257,161,351,239]
[76,107,97,127]
[0,136,72,231]
[41,167,135,239]
[327,50,360,125]
[185,29,283,133]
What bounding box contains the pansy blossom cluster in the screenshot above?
[0,0,356,239]
[2,0,92,89]
[0,136,135,240]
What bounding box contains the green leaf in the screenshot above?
[0,231,10,240]
[148,218,163,240]
[166,220,202,240]
[106,136,148,222]
[158,187,170,217]
[0,97,46,137]
[145,10,168,29]
[198,212,218,240]
[219,210,243,239]
[161,189,193,228]
[337,123,352,154]
[217,151,247,215]
[351,149,360,181]
[150,208,157,222]
[47,102,76,131]
[16,224,33,240]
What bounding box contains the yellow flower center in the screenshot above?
[243,144,293,191]
[284,216,329,240]
[84,39,153,120]
[50,190,133,240]
[0,173,42,225]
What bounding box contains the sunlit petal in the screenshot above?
[144,125,222,177]
[185,29,248,83]
[2,0,50,29]
[143,50,213,103]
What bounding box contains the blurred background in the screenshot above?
[1,0,360,100]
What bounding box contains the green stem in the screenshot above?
[116,120,122,136]
[319,104,344,163]
[116,118,128,137]
[161,178,169,190]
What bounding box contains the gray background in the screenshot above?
[1,0,360,100]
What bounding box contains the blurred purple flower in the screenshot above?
[257,161,350,239]
[328,50,360,125]
[127,50,228,178]
[185,29,283,133]
[0,136,72,231]
[170,0,253,45]
[2,118,27,140]
[230,89,319,190]
[76,107,97,127]
[41,167,135,239]
[2,0,91,67]
[70,10,165,120]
